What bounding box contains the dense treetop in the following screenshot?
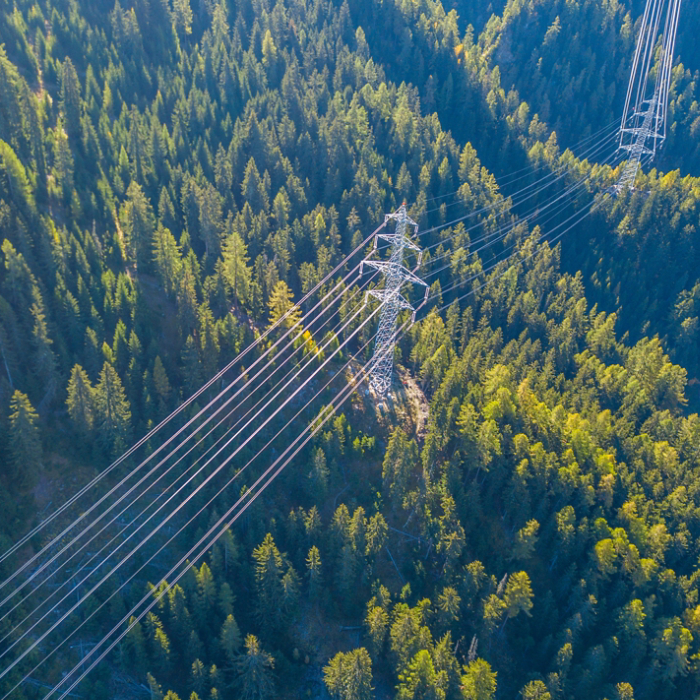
[0,0,700,698]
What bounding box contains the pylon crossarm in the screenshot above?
[620,146,654,158]
[385,209,418,231]
[376,232,422,253]
[367,289,415,311]
[401,267,428,288]
[363,261,427,288]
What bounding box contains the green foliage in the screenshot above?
[8,389,40,485]
[460,658,496,700]
[66,364,94,435]
[267,280,301,332]
[235,635,275,700]
[323,648,373,700]
[94,361,131,458]
[0,1,700,699]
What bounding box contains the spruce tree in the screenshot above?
[121,181,156,269]
[222,229,251,308]
[235,635,275,700]
[252,533,285,638]
[60,58,81,141]
[8,390,41,485]
[65,364,95,436]
[220,613,242,664]
[94,361,132,458]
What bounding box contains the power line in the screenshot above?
[15,318,384,700]
[0,218,388,580]
[421,146,622,287]
[0,300,385,689]
[0,271,380,656]
[616,0,682,190]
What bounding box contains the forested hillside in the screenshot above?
[1,0,700,699]
[476,0,700,172]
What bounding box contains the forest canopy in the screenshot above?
[0,0,699,699]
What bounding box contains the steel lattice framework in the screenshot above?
[361,204,428,396]
[617,0,682,191]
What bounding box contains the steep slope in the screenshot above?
[0,1,699,699]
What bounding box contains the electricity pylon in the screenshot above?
[361,204,428,396]
[616,0,682,191]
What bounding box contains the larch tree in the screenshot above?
[194,562,216,632]
[53,119,74,203]
[323,648,373,700]
[172,0,193,37]
[460,658,497,700]
[437,587,461,631]
[365,605,389,659]
[189,659,206,697]
[266,280,301,332]
[520,680,551,700]
[306,545,323,599]
[396,649,447,700]
[502,571,534,629]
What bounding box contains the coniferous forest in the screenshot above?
[1,0,700,698]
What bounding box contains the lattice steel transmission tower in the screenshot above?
[616,0,682,191]
[361,204,428,396]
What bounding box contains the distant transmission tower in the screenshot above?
[616,0,682,191]
[361,204,428,396]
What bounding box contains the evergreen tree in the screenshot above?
[222,230,251,308]
[152,356,172,412]
[8,390,41,485]
[30,290,58,405]
[235,635,275,700]
[60,58,81,141]
[153,225,183,297]
[323,648,373,700]
[266,280,301,331]
[252,533,285,638]
[66,364,95,435]
[94,361,132,458]
[121,181,156,269]
[461,659,497,700]
[125,616,148,676]
[220,614,242,664]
